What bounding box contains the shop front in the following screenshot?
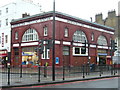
[0,49,8,67]
[106,56,112,65]
[97,50,108,65]
[22,47,38,67]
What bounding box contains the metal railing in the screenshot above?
[1,64,119,86]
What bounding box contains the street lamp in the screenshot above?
[52,0,56,81]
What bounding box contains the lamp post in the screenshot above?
[52,0,55,81]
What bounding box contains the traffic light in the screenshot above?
[111,40,117,52]
[39,40,44,54]
[47,40,52,49]
[113,41,117,51]
[81,40,86,54]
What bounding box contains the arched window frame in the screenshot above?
[73,30,87,43]
[97,35,107,46]
[72,30,88,56]
[22,28,38,42]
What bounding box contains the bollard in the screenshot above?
[87,64,90,75]
[114,64,115,75]
[20,64,22,78]
[7,63,10,85]
[99,66,101,77]
[63,65,65,80]
[44,65,47,77]
[38,65,41,82]
[86,65,87,75]
[111,65,113,75]
[82,65,85,78]
[99,70,101,77]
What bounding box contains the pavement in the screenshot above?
[0,66,119,88]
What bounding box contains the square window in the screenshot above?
[75,47,80,54]
[6,8,8,13]
[6,19,8,26]
[81,47,86,54]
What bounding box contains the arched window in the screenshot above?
[43,26,48,36]
[64,27,69,37]
[22,28,38,42]
[15,32,18,40]
[73,30,87,43]
[97,35,107,45]
[91,32,94,41]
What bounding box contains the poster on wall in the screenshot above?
[56,57,59,64]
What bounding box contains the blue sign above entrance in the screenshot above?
[98,53,107,56]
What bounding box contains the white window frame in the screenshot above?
[73,47,88,56]
[22,28,38,42]
[97,35,107,45]
[44,26,48,36]
[73,30,87,43]
[64,27,68,37]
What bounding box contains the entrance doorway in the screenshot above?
[99,56,106,65]
[13,48,19,66]
[63,46,70,66]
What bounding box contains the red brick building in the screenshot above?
[11,11,114,67]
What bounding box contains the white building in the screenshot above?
[0,0,41,61]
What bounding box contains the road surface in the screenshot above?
[5,77,119,89]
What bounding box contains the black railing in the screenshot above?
[1,64,119,86]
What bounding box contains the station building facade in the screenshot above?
[11,11,115,67]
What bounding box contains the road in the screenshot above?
[32,77,119,88]
[5,77,119,89]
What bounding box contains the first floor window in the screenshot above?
[81,47,86,54]
[73,47,88,56]
[97,35,107,46]
[22,28,38,42]
[75,47,80,54]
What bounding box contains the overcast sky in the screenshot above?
[0,0,119,21]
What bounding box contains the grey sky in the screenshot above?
[0,0,119,21]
